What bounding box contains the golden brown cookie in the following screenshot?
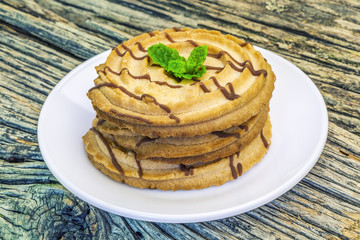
[83,28,275,190]
[87,28,275,137]
[93,104,268,162]
[83,117,272,190]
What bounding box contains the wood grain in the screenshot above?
[1,0,359,239]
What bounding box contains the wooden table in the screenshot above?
[1,0,359,239]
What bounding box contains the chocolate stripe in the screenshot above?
[210,76,240,100]
[141,94,171,113]
[112,45,148,60]
[229,155,238,179]
[205,65,224,73]
[179,164,194,176]
[152,80,182,88]
[173,27,183,32]
[164,32,176,43]
[135,42,147,52]
[260,129,269,148]
[208,51,267,77]
[113,47,125,57]
[98,67,183,89]
[134,153,143,178]
[212,131,240,139]
[102,66,151,80]
[136,137,157,147]
[164,33,199,47]
[186,40,199,47]
[91,127,124,175]
[239,42,250,47]
[227,61,268,77]
[97,119,106,126]
[89,82,171,113]
[199,82,211,93]
[237,163,243,176]
[239,124,248,132]
[169,114,180,123]
[120,44,148,60]
[208,51,248,67]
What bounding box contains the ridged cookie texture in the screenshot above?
[83,28,276,190]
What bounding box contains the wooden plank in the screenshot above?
[0,2,111,59]
[207,215,294,239]
[0,0,359,239]
[0,23,82,72]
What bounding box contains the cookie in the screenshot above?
[87,28,275,137]
[83,28,275,190]
[83,117,272,190]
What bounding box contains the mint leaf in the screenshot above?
[148,43,207,82]
[186,45,207,74]
[168,59,187,78]
[148,43,185,71]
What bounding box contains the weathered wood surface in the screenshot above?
[0,0,359,239]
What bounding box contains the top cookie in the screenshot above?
[87,28,275,137]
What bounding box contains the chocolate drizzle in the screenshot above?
[89,81,130,93]
[208,51,245,67]
[230,153,243,179]
[237,163,243,176]
[121,43,148,60]
[164,32,199,48]
[136,137,157,147]
[173,27,183,32]
[99,66,151,80]
[164,32,176,43]
[135,42,147,52]
[210,76,240,100]
[152,80,182,88]
[91,77,184,123]
[98,66,183,89]
[89,82,170,113]
[186,40,199,47]
[227,61,268,77]
[91,127,124,175]
[229,155,238,179]
[207,51,267,77]
[134,154,143,178]
[141,94,171,113]
[205,65,224,73]
[212,131,240,139]
[199,82,211,93]
[239,124,248,132]
[260,129,269,148]
[113,44,148,60]
[169,114,180,123]
[239,42,250,47]
[179,163,194,176]
[97,119,106,126]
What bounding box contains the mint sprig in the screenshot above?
[148,43,207,81]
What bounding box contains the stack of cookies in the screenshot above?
[83,28,275,190]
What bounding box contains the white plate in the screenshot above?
[38,47,328,223]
